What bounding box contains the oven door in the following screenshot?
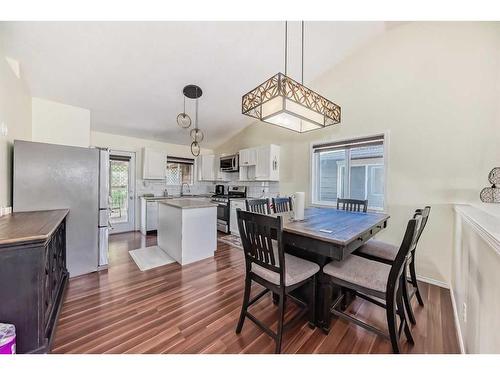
[216,203,229,232]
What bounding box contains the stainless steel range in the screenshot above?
[211,186,246,233]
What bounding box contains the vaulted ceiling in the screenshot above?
[2,21,388,148]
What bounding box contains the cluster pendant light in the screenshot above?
[242,21,341,132]
[176,85,204,156]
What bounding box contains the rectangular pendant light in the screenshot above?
[242,73,341,133]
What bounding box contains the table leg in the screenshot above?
[318,271,333,333]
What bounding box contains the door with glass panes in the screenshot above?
[109,151,136,233]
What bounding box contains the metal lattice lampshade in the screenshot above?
[480,167,500,203]
[190,128,204,142]
[242,73,341,132]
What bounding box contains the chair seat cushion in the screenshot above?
[252,253,319,286]
[356,239,398,262]
[323,254,391,294]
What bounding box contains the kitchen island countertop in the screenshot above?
[158,198,216,209]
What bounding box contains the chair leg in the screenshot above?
[275,288,286,354]
[397,283,414,345]
[402,264,417,325]
[386,292,401,354]
[308,275,316,329]
[236,276,251,334]
[272,292,279,305]
[409,254,424,306]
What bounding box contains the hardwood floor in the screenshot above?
[51,231,460,354]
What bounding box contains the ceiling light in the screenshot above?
[242,21,341,132]
[177,91,192,128]
[178,85,204,157]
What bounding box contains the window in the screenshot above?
[312,135,385,210]
[166,156,194,185]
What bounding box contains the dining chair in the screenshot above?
[245,198,271,215]
[323,213,422,353]
[235,209,319,353]
[336,198,368,213]
[272,197,293,213]
[354,206,431,324]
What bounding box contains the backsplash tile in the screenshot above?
[136,177,281,199]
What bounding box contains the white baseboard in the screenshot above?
[416,274,449,289]
[449,286,466,354]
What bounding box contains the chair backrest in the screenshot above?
[246,198,271,215]
[272,197,293,213]
[386,213,423,296]
[236,209,285,285]
[413,206,431,246]
[336,198,368,213]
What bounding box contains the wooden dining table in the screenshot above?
[274,207,390,332]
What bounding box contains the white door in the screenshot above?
[109,150,136,233]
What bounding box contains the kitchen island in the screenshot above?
[157,199,217,265]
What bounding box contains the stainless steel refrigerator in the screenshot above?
[13,140,109,277]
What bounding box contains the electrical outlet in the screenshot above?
[462,302,467,323]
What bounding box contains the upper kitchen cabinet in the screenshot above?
[239,144,280,181]
[197,154,229,182]
[142,147,168,180]
[239,148,257,166]
[198,154,215,181]
[256,144,280,181]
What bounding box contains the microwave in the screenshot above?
[220,154,239,172]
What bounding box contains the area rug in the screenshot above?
[218,234,243,250]
[129,246,176,271]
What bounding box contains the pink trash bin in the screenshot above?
[0,324,16,354]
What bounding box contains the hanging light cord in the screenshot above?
[283,20,305,83]
[301,20,304,84]
[195,88,199,131]
[284,21,288,76]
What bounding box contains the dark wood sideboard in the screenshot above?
[0,209,69,353]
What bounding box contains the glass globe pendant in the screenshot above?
[190,128,204,142]
[191,141,201,157]
[176,96,192,128]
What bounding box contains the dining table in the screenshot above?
[273,207,390,332]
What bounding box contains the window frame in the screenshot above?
[166,156,195,186]
[310,132,389,212]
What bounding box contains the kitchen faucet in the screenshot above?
[181,183,190,196]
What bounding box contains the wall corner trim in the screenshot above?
[449,286,466,354]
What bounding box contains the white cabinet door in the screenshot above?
[199,155,215,181]
[255,144,280,181]
[146,201,158,231]
[143,148,167,180]
[239,148,257,166]
[230,200,246,236]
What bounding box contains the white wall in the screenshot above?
[216,22,500,286]
[453,205,500,353]
[32,97,90,147]
[0,33,32,208]
[90,130,213,230]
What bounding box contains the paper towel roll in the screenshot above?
[292,192,305,221]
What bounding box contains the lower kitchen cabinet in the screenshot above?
[229,199,246,236]
[0,209,69,353]
[140,198,159,234]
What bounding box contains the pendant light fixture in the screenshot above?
[242,21,341,132]
[176,95,192,129]
[179,84,204,157]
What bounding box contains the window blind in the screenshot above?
[167,156,195,165]
[313,135,384,153]
[110,154,132,162]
